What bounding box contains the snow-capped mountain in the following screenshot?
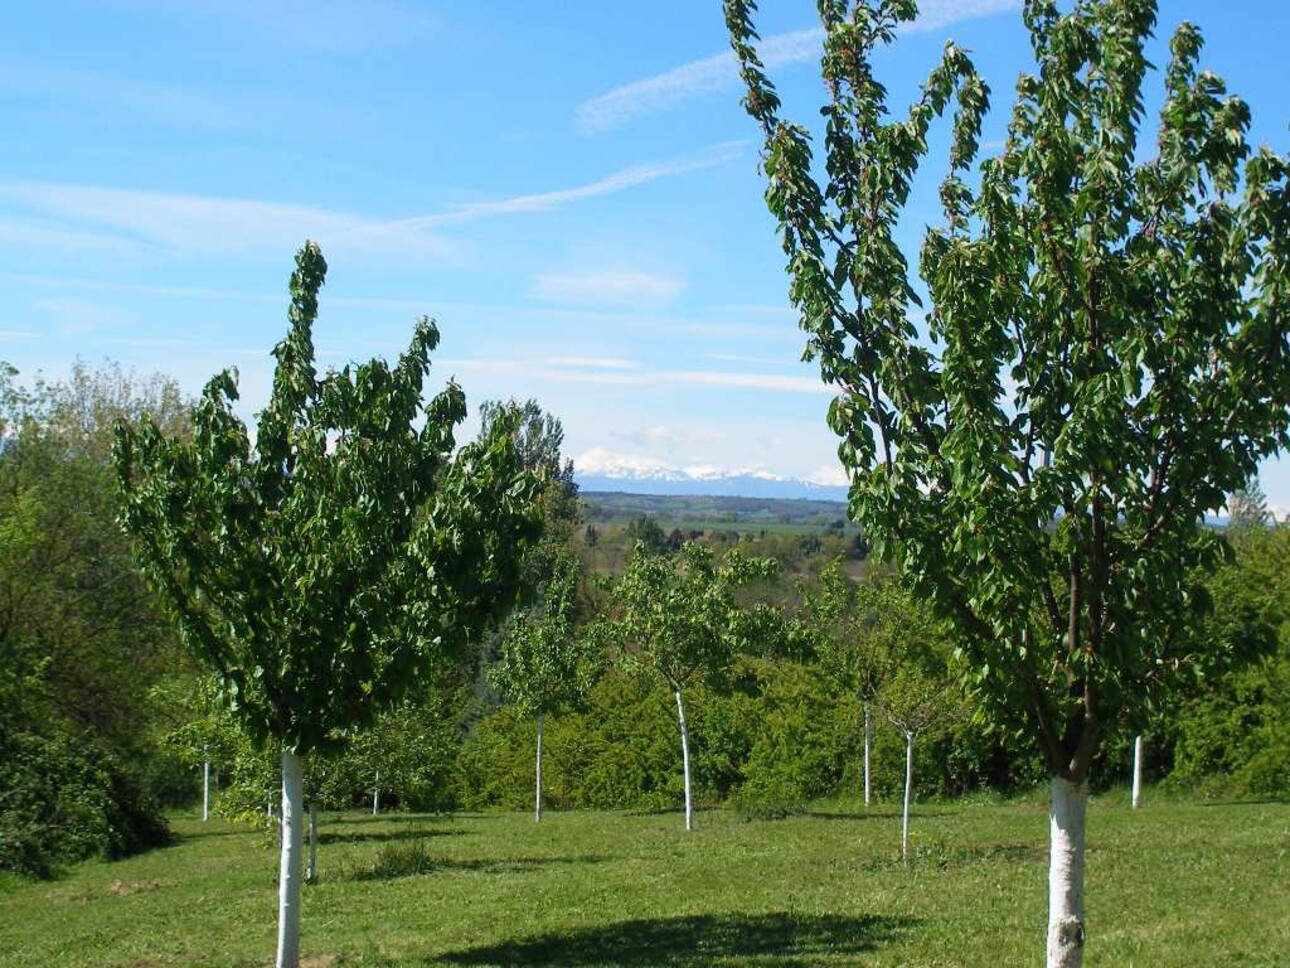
[573,449,850,501]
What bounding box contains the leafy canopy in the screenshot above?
[612,543,778,690]
[114,242,540,754]
[727,0,1290,779]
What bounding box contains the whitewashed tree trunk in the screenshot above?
[305,801,318,883]
[1047,776,1088,968]
[901,730,914,863]
[674,685,693,832]
[1131,735,1143,810]
[535,712,544,824]
[276,750,304,968]
[863,703,873,807]
[202,754,210,822]
[373,770,380,816]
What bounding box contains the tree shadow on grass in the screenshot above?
[430,912,917,966]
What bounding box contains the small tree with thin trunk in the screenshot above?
[113,242,538,968]
[727,1,1290,963]
[610,542,777,831]
[876,667,958,862]
[488,549,592,823]
[807,561,913,806]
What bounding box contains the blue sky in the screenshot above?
[3,0,1289,510]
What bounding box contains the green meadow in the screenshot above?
[2,795,1285,967]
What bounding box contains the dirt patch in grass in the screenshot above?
[51,879,171,902]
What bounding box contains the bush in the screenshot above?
[0,724,169,878]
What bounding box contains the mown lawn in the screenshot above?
[1,795,1286,967]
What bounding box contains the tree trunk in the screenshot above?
[305,801,318,884]
[202,755,210,822]
[1131,735,1143,810]
[535,712,544,824]
[863,703,873,807]
[1047,776,1088,968]
[276,750,304,968]
[901,730,914,863]
[674,685,693,832]
[373,770,380,817]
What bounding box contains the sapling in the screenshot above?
[610,543,777,831]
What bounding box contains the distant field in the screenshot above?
[580,491,855,535]
[2,795,1286,967]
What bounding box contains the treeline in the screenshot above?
[2,363,1287,878]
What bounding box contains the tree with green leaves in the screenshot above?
[807,561,898,806]
[877,667,958,863]
[610,542,777,830]
[0,362,188,878]
[727,1,1290,963]
[1227,473,1271,530]
[113,242,539,968]
[488,550,592,822]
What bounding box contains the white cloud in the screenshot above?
[575,0,1021,132]
[438,355,828,395]
[0,180,460,263]
[530,271,683,308]
[361,141,745,234]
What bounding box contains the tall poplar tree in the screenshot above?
[113,242,539,968]
[727,1,1290,964]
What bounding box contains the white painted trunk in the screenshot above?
[276,750,304,968]
[305,802,318,883]
[901,730,914,863]
[863,703,873,807]
[535,712,544,824]
[202,757,210,822]
[674,686,693,832]
[373,770,380,816]
[1131,735,1143,810]
[1047,776,1088,968]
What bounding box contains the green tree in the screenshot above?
[609,542,777,830]
[727,1,1290,963]
[877,667,959,862]
[113,242,539,968]
[807,561,899,806]
[0,363,187,877]
[1226,473,1271,529]
[625,515,670,557]
[488,550,593,822]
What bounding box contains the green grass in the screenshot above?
[1,797,1286,967]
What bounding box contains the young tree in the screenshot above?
[113,242,538,968]
[488,550,592,822]
[806,561,901,806]
[610,543,777,830]
[727,1,1290,964]
[877,668,957,862]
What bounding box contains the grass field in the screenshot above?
[1,795,1286,967]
